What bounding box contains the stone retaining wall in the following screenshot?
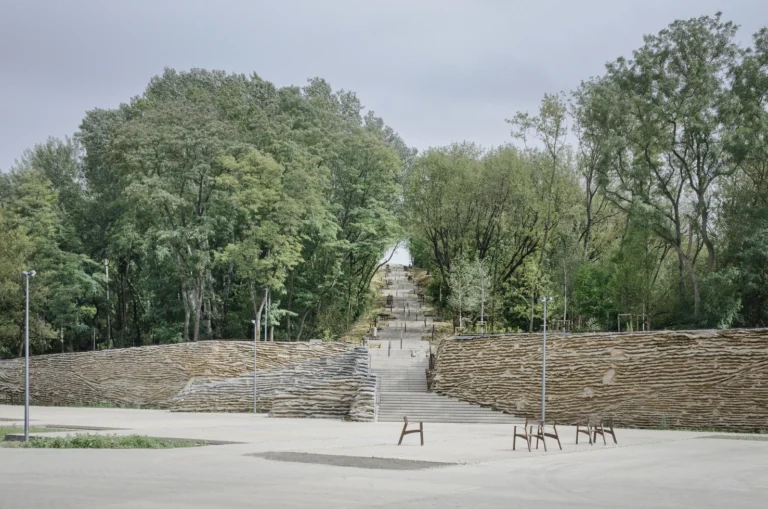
[170,347,376,420]
[0,341,376,421]
[431,329,768,432]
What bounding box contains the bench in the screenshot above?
[513,419,533,452]
[529,420,562,452]
[397,417,424,446]
[576,415,617,445]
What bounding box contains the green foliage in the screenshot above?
[405,13,768,332]
[572,263,615,325]
[0,430,203,449]
[4,13,768,345]
[0,426,73,441]
[0,69,410,356]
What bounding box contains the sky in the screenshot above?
[1,0,767,171]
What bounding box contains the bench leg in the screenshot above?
[398,422,407,445]
[554,424,562,451]
[420,422,424,446]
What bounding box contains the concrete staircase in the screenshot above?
[370,265,520,424]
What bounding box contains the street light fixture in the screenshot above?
[22,270,36,442]
[539,296,552,423]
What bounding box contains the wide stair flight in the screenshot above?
[370,265,519,424]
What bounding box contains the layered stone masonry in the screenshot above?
[431,329,768,432]
[0,341,376,421]
[170,347,376,420]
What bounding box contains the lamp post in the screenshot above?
[251,319,258,414]
[22,270,36,442]
[539,296,552,423]
[263,288,269,342]
[104,259,111,348]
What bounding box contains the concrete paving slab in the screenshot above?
[0,405,766,508]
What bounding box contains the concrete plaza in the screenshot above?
[0,405,766,508]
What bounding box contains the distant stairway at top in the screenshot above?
[370,265,520,424]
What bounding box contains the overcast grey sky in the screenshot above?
[1,0,767,170]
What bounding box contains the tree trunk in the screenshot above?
[286,269,295,340]
[192,271,205,342]
[181,281,191,342]
[297,305,315,341]
[686,256,701,321]
[249,284,267,340]
[677,246,686,309]
[699,204,716,272]
[529,291,535,332]
[583,175,594,256]
[221,260,234,337]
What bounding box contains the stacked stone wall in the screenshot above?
[431,329,768,432]
[0,341,376,421]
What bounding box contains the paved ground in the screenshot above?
[1,405,766,508]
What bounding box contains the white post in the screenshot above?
[539,296,552,423]
[104,260,110,348]
[22,270,35,442]
[251,319,257,413]
[263,288,269,341]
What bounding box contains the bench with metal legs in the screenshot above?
[576,415,597,445]
[398,417,424,446]
[576,415,618,445]
[593,417,618,445]
[530,420,562,452]
[513,419,533,452]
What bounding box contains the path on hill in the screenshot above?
[369,265,519,424]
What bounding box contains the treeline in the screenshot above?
[406,14,768,332]
[0,69,410,357]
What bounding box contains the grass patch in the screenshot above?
[0,425,73,441]
[1,431,204,449]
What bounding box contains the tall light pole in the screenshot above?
[479,260,486,334]
[539,296,552,423]
[104,259,111,348]
[251,319,258,414]
[263,288,269,342]
[22,270,36,442]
